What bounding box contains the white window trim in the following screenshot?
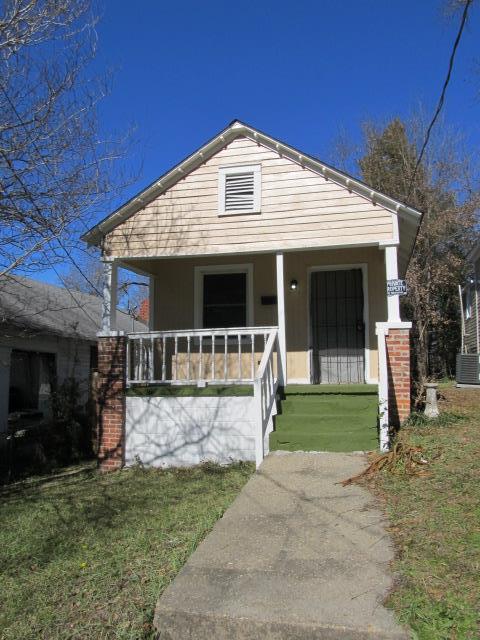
[306,263,373,384]
[194,263,254,329]
[218,164,261,216]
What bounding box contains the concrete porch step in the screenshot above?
[154,452,409,640]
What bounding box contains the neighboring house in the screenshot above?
[0,276,146,432]
[82,120,422,471]
[457,242,480,385]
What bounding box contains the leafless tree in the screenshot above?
[63,247,149,319]
[0,0,130,279]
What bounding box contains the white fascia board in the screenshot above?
[237,125,423,225]
[82,120,422,246]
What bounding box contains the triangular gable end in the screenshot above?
[82,120,422,249]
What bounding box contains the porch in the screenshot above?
[97,245,411,470]
[94,240,409,466]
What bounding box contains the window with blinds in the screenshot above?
[218,164,261,215]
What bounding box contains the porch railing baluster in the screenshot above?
[126,337,130,383]
[150,336,154,382]
[224,333,228,380]
[161,336,166,381]
[211,333,215,381]
[250,334,255,381]
[237,333,241,380]
[174,336,178,381]
[140,337,144,382]
[125,326,277,387]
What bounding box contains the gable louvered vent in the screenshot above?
[225,172,255,211]
[218,164,261,215]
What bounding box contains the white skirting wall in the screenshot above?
[125,395,258,467]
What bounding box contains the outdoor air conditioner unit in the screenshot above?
[456,353,480,385]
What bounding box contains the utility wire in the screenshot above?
[407,0,473,201]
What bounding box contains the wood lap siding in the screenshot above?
[104,137,394,257]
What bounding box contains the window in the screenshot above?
[218,165,261,215]
[194,265,253,328]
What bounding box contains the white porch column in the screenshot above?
[276,252,287,386]
[385,245,401,322]
[375,323,389,452]
[0,346,12,433]
[101,258,118,333]
[148,276,156,330]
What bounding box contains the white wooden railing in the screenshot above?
[254,329,281,468]
[126,326,277,385]
[126,325,281,469]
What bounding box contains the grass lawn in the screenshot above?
[371,385,480,639]
[270,384,378,452]
[0,461,253,639]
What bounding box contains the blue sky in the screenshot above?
[92,0,479,205]
[48,0,479,286]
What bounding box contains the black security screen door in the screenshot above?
[310,269,365,384]
[203,273,247,328]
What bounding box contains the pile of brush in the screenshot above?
[341,442,430,486]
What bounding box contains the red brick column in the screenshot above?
[97,336,126,472]
[385,328,411,427]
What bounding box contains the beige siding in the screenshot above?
[105,137,394,258]
[129,246,387,383]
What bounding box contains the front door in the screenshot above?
[310,269,365,384]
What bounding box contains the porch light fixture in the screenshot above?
[289,279,298,291]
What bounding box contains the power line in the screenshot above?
[407,0,473,200]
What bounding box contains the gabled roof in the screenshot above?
[0,276,147,340]
[82,120,422,247]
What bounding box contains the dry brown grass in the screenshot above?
[369,384,480,639]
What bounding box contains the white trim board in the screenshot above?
[193,263,254,329]
[113,239,386,265]
[307,263,372,385]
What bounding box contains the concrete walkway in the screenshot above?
[155,452,409,639]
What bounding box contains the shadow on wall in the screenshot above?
[96,336,258,470]
[124,394,257,468]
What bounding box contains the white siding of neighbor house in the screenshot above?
[104,136,394,258]
[464,257,480,354]
[125,395,257,467]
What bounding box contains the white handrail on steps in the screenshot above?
[253,329,279,469]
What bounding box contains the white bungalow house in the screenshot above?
[82,120,421,471]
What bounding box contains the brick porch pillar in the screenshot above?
[385,328,411,427]
[97,335,126,472]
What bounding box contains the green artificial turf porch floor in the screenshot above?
[270,384,379,452]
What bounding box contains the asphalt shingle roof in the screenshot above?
[0,275,147,340]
